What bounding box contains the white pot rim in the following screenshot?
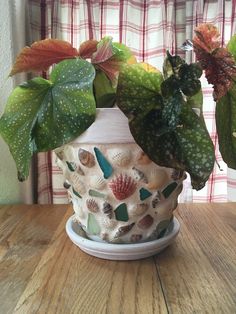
[72,107,135,144]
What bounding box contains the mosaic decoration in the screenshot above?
[139,188,152,201]
[94,147,113,178]
[114,203,129,222]
[56,143,185,243]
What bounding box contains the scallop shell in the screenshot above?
[109,174,137,200]
[90,175,106,190]
[129,203,148,216]
[109,149,131,167]
[147,169,168,190]
[114,223,135,238]
[137,151,151,165]
[102,201,113,218]
[138,215,154,229]
[86,199,99,213]
[132,167,148,183]
[78,148,95,168]
[70,173,86,195]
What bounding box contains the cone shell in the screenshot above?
[78,148,95,168]
[86,199,99,213]
[109,148,132,167]
[152,191,165,208]
[114,223,135,238]
[103,201,113,219]
[109,174,137,200]
[132,167,148,183]
[137,151,152,165]
[70,173,86,195]
[138,215,154,229]
[130,234,143,242]
[90,175,106,190]
[147,169,168,190]
[129,203,148,216]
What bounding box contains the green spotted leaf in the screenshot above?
[0,59,96,180]
[216,83,236,168]
[117,63,163,117]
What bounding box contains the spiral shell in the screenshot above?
[86,199,99,213]
[147,169,168,190]
[109,174,137,200]
[138,215,154,229]
[114,223,135,238]
[102,201,113,219]
[70,173,86,195]
[78,148,95,168]
[90,175,106,190]
[171,169,184,181]
[132,167,148,183]
[109,148,131,167]
[129,203,148,216]
[152,191,164,208]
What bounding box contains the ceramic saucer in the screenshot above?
[66,215,180,260]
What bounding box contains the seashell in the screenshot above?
[129,203,148,216]
[147,169,168,190]
[78,148,95,168]
[70,173,86,195]
[63,180,71,189]
[110,148,132,167]
[138,215,154,229]
[77,166,85,176]
[132,167,148,183]
[171,169,184,181]
[102,201,113,218]
[114,223,135,238]
[90,175,106,190]
[94,147,113,179]
[137,151,152,165]
[101,233,109,241]
[130,234,143,242]
[152,191,164,208]
[86,199,99,213]
[109,174,137,200]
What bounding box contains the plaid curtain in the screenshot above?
[28,0,236,204]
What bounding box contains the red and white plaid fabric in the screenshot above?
[28,0,236,203]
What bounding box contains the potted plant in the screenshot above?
[0,24,236,258]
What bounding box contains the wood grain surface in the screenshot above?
[0,203,235,314]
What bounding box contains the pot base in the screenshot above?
[66,215,180,260]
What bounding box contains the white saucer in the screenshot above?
[66,216,180,260]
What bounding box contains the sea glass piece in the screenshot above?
[66,161,77,171]
[162,182,178,198]
[72,188,82,198]
[94,147,113,179]
[115,203,129,221]
[88,189,106,199]
[87,213,101,235]
[139,188,152,201]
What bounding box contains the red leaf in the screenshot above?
[193,23,236,101]
[91,37,114,64]
[10,39,79,76]
[78,40,98,59]
[96,58,122,83]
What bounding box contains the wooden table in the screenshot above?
[0,203,235,314]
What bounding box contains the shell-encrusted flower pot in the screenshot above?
[55,108,184,247]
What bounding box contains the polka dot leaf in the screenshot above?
[0,59,96,181]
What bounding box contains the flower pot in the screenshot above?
[55,108,184,248]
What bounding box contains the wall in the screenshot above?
[0,0,33,204]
